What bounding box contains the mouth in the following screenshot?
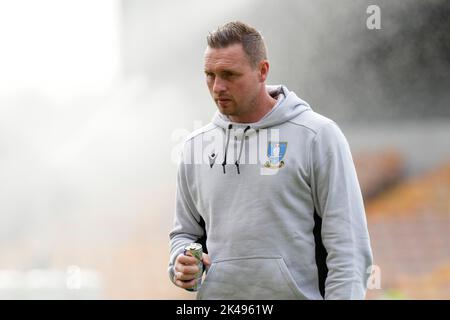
[217,98,232,107]
[216,97,232,104]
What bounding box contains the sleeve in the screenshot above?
[309,121,373,300]
[168,144,206,285]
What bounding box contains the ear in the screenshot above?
[258,60,270,83]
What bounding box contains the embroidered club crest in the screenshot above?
[264,142,287,169]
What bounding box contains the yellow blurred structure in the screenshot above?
[365,162,450,299]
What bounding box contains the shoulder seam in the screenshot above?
[287,121,319,134]
[287,110,334,136]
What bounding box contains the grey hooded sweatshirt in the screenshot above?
[169,85,373,300]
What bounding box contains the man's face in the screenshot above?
[204,43,262,118]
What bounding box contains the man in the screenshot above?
[168,21,373,300]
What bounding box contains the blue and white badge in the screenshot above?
[264,141,287,169]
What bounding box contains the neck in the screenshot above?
[229,88,277,123]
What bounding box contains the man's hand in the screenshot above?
[173,253,211,290]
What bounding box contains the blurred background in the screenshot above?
[0,0,449,299]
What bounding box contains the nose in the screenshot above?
[212,77,226,95]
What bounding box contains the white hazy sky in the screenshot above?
[0,0,120,99]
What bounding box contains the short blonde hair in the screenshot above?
[207,21,267,68]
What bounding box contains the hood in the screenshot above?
[212,85,311,130]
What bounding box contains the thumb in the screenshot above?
[202,253,211,268]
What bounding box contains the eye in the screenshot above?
[222,71,234,79]
[205,72,215,79]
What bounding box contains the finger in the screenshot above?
[177,254,198,265]
[174,271,196,281]
[174,264,200,275]
[202,253,211,267]
[175,278,197,289]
